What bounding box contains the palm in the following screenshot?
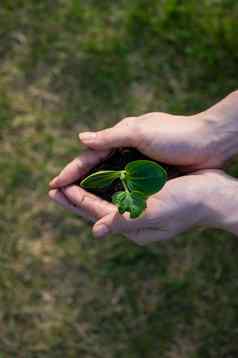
[49,166,209,245]
[130,174,203,244]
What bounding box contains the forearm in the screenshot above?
[204,90,238,163]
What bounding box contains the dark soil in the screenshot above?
[77,148,183,202]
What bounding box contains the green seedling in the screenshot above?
[80,160,167,218]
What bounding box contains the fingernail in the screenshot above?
[79,132,97,142]
[94,224,109,238]
[49,176,59,187]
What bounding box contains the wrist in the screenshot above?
[200,171,238,235]
[202,91,238,164]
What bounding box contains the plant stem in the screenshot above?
[121,178,129,193]
[120,171,129,193]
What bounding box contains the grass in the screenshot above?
[0,0,238,356]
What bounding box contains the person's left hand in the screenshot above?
[49,166,227,245]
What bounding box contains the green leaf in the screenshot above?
[112,191,147,218]
[112,191,128,214]
[80,170,121,189]
[125,160,167,196]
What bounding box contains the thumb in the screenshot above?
[92,210,145,239]
[79,118,138,150]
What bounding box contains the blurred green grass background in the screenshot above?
[0,0,238,357]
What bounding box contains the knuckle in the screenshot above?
[122,116,142,145]
[78,193,87,206]
[138,112,162,120]
[111,207,119,216]
[74,157,83,170]
[122,116,137,126]
[120,117,138,133]
[144,112,170,122]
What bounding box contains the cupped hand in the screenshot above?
[75,111,222,171]
[74,113,216,171]
[49,169,227,245]
[49,92,238,190]
[76,91,238,170]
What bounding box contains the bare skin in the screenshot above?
[49,91,238,244]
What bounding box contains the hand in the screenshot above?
[49,170,238,245]
[49,91,238,242]
[73,91,238,171]
[49,91,238,190]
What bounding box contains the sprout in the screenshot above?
[80,160,167,218]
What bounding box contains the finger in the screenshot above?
[62,185,115,220]
[49,149,110,189]
[79,117,139,151]
[91,194,164,238]
[92,210,150,238]
[48,189,95,222]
